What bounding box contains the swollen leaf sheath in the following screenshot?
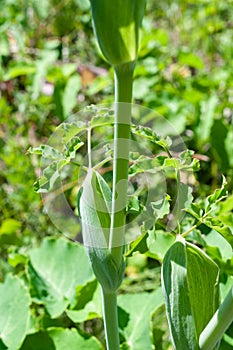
[77,170,125,293]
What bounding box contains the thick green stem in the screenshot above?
[110,62,134,268]
[101,288,119,350]
[199,286,233,350]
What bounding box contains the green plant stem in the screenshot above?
[199,286,233,350]
[102,62,134,350]
[101,288,119,350]
[110,62,134,268]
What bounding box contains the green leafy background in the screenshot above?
[0,0,232,349]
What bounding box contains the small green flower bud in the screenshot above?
[90,0,146,66]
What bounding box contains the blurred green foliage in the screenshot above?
[0,0,232,349]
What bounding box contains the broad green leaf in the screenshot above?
[66,283,102,323]
[162,237,219,349]
[118,288,164,350]
[147,230,175,262]
[0,274,31,350]
[28,237,94,318]
[47,327,103,350]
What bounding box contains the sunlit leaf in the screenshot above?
[118,288,164,350]
[0,275,31,350]
[28,237,94,318]
[47,327,103,350]
[147,230,175,262]
[162,237,219,349]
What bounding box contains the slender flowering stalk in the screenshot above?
[78,2,146,349]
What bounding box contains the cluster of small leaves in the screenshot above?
[28,109,116,193]
[28,135,84,193]
[126,178,233,264]
[183,176,233,249]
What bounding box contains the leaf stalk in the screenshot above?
[199,286,233,350]
[101,62,134,350]
[109,62,134,268]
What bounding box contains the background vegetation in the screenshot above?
[0,0,232,349]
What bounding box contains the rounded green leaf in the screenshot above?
[0,274,31,350]
[47,327,103,350]
[28,237,94,318]
[118,288,164,350]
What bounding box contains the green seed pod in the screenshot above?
[90,0,147,66]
